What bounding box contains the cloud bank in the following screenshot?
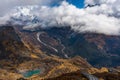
[0,0,120,35]
[0,0,62,16]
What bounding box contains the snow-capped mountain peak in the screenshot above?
[12,6,39,20]
[8,6,41,27]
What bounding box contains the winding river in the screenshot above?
[37,32,58,53]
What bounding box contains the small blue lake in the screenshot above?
[23,69,41,78]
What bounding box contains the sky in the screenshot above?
[67,0,84,8]
[0,0,120,35]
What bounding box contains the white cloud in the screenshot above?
[85,0,120,17]
[0,0,62,16]
[22,1,120,35]
[0,0,120,35]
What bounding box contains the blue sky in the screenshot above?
[67,0,84,8]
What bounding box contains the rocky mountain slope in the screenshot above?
[0,25,120,80]
[0,25,91,80]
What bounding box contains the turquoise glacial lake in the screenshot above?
[23,69,41,78]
